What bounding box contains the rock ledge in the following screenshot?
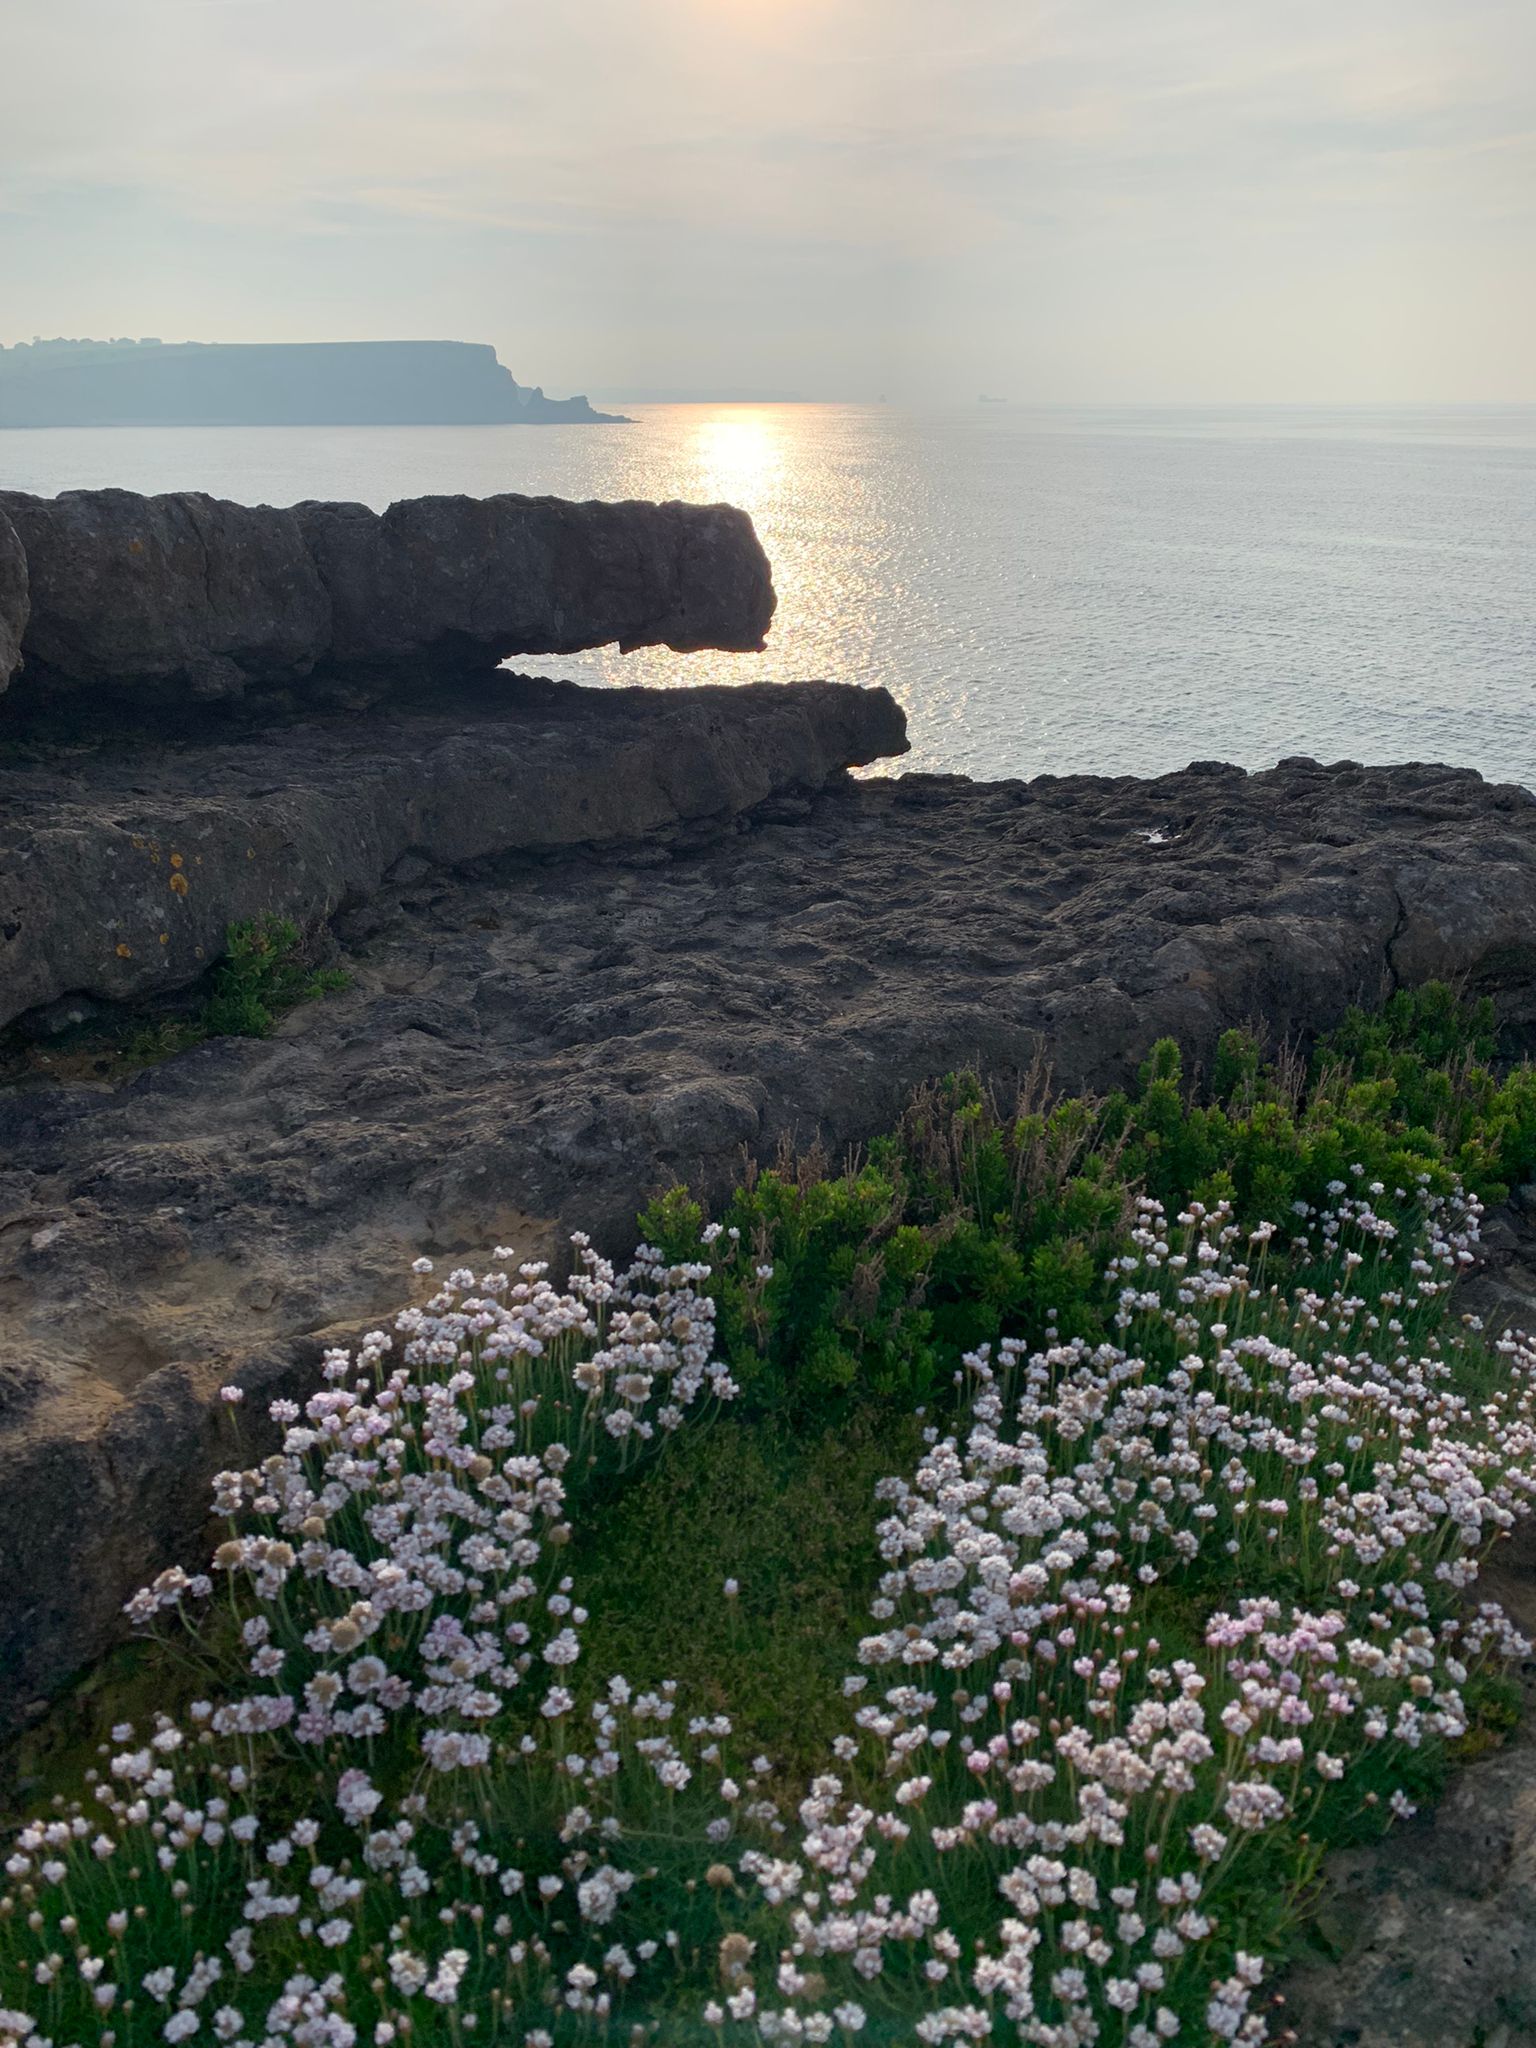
[0,486,776,702]
[0,676,909,1031]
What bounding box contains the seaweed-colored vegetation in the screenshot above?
[1,915,349,1085]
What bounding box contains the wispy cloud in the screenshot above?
[2,0,1532,397]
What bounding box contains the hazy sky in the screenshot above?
[3,0,1533,401]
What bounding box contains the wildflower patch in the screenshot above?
[4,990,1536,2043]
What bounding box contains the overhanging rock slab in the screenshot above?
[0,486,776,703]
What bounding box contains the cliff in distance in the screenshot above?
[0,337,627,427]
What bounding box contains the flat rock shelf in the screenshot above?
[0,675,907,1025]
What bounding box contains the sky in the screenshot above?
[2,0,1534,403]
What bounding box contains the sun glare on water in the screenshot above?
[691,408,784,512]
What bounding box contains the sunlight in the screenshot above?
[692,407,783,510]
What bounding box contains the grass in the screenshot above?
[575,1407,923,1789]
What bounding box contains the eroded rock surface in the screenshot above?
[0,677,909,1027]
[0,486,775,704]
[0,507,26,689]
[3,755,1536,1723]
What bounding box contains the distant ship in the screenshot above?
[978,394,1008,406]
[0,338,630,428]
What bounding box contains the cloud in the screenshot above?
[1,0,1532,396]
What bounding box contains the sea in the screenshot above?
[3,402,1533,787]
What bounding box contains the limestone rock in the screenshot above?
[0,486,776,707]
[0,488,329,698]
[3,756,1536,1720]
[296,491,775,672]
[0,676,908,1030]
[0,505,28,689]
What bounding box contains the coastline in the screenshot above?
[0,337,632,427]
[4,482,1536,1873]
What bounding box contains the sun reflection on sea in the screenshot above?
[690,408,783,513]
[670,406,883,706]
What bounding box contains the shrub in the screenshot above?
[642,985,1536,1424]
[1316,983,1536,1199]
[639,1075,1134,1417]
[201,915,350,1040]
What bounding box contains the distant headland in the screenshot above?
[0,337,629,428]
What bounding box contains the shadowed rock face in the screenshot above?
[0,487,776,704]
[0,507,26,688]
[2,754,1536,1722]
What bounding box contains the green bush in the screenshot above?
[201,912,350,1038]
[642,982,1536,1424]
[1318,982,1536,1196]
[639,1078,1134,1415]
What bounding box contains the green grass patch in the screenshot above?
[576,1408,922,1788]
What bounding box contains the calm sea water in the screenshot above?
[3,403,1533,785]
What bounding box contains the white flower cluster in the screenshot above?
[5,1183,1536,2047]
[715,1189,1536,2045]
[0,1241,748,2047]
